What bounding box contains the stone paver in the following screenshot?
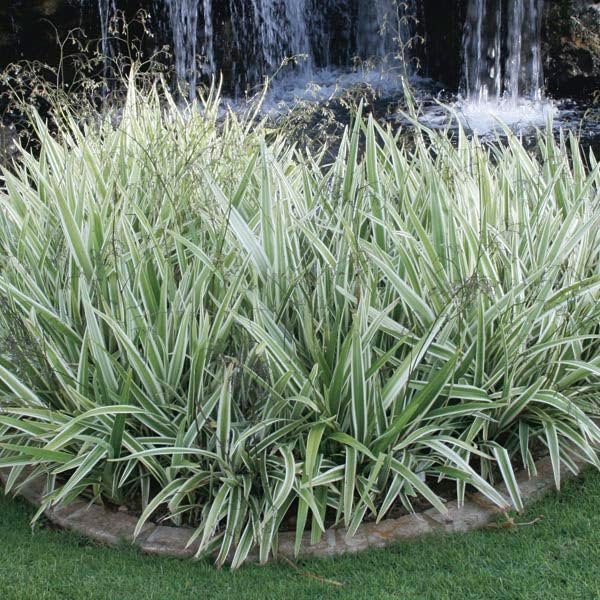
[140,525,199,558]
[49,504,155,545]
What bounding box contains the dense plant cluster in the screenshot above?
[0,80,599,566]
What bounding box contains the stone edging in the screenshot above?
[0,456,581,562]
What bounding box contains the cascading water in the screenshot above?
[356,0,417,61]
[357,0,398,60]
[97,0,116,62]
[224,0,314,97]
[506,0,544,100]
[458,0,552,133]
[462,0,544,102]
[165,0,200,99]
[200,0,215,76]
[90,0,415,99]
[463,0,503,102]
[258,0,416,111]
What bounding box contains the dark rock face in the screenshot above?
[543,1,600,99]
[418,0,467,90]
[0,1,92,66]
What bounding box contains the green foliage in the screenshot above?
[0,77,599,567]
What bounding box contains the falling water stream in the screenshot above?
[165,0,200,99]
[463,0,544,101]
[97,0,116,68]
[454,0,553,133]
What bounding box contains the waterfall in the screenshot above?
[506,0,544,100]
[356,0,396,60]
[453,0,553,134]
[162,0,314,95]
[90,0,417,97]
[463,0,544,102]
[201,0,215,76]
[97,0,116,62]
[356,0,417,64]
[165,0,200,100]
[254,0,310,73]
[225,0,312,95]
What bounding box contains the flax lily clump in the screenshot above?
[0,78,599,567]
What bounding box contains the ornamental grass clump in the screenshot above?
[0,78,599,566]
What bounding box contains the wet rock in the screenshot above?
[418,0,467,89]
[0,1,89,66]
[544,0,600,99]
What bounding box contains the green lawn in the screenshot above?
[1,471,600,600]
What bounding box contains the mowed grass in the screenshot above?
[1,470,600,600]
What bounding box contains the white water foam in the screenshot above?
[224,63,412,116]
[456,98,556,132]
[430,0,553,137]
[418,96,558,136]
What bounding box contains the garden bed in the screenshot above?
[0,77,598,567]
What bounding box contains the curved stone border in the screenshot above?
[0,456,583,562]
